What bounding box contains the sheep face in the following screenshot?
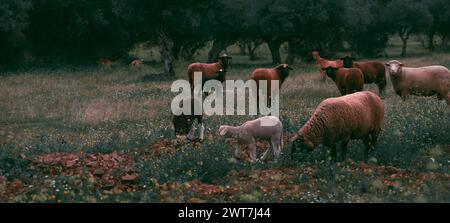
[218,125,233,138]
[340,56,355,68]
[385,60,404,77]
[322,66,338,78]
[290,133,314,157]
[218,55,232,69]
[311,51,320,60]
[276,64,293,77]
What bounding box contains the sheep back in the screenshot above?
[187,62,222,86]
[300,91,384,148]
[391,65,450,99]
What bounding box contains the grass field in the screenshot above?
[0,38,449,202]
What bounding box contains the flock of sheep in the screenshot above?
[173,51,450,163]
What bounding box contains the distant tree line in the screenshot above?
[1,0,449,72]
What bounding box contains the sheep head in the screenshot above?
[276,64,293,78]
[322,66,338,78]
[290,133,314,159]
[311,51,320,60]
[340,55,355,68]
[385,60,404,77]
[218,53,232,69]
[218,125,231,137]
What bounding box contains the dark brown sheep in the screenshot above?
[250,64,293,107]
[322,66,364,95]
[341,56,387,95]
[172,97,204,141]
[187,54,232,90]
[312,51,343,81]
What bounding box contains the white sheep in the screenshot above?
[218,116,283,163]
[385,60,450,105]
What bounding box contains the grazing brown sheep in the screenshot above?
[130,59,143,66]
[385,60,450,105]
[290,91,384,161]
[250,64,293,107]
[188,53,232,90]
[341,56,387,95]
[312,51,343,81]
[172,97,204,141]
[322,66,364,95]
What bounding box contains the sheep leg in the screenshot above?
[199,123,205,141]
[370,133,379,156]
[442,92,450,105]
[330,144,337,161]
[187,122,196,140]
[272,137,282,163]
[234,144,241,159]
[363,136,371,161]
[340,141,348,162]
[248,143,257,163]
[377,78,386,96]
[260,142,272,162]
[400,91,409,101]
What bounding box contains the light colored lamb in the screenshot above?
[385,60,450,105]
[290,91,384,161]
[218,116,284,163]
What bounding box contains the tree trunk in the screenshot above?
[171,41,181,60]
[207,40,232,63]
[442,35,449,50]
[428,32,435,51]
[247,41,261,61]
[237,41,247,55]
[400,35,408,57]
[266,39,282,65]
[285,41,298,65]
[158,31,175,76]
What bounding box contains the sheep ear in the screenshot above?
[287,65,293,70]
[399,63,404,66]
[384,63,390,66]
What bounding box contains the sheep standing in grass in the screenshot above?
[130,59,144,66]
[385,60,450,105]
[312,51,343,81]
[218,116,283,163]
[341,56,387,95]
[172,97,204,141]
[250,64,293,107]
[188,53,232,91]
[290,91,384,161]
[322,66,364,95]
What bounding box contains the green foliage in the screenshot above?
[0,0,32,67]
